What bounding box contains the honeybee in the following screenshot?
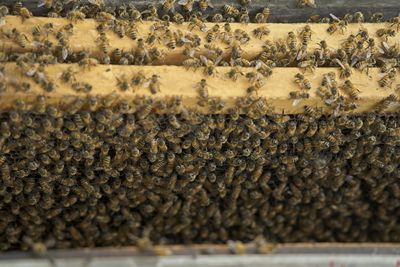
[206,24,220,43]
[195,79,209,106]
[297,0,316,8]
[16,6,32,22]
[289,91,310,99]
[370,12,384,22]
[211,13,224,22]
[178,0,195,12]
[341,80,360,99]
[189,17,208,32]
[376,28,396,40]
[127,24,138,40]
[131,71,146,87]
[173,13,184,24]
[200,55,218,76]
[165,30,176,49]
[378,69,396,88]
[161,0,176,13]
[197,0,214,11]
[299,25,312,46]
[144,74,161,94]
[334,58,352,78]
[294,73,311,90]
[353,11,364,23]
[327,14,348,34]
[254,7,270,23]
[66,10,86,23]
[37,0,54,8]
[78,57,98,70]
[389,16,400,32]
[61,67,77,83]
[227,66,244,81]
[116,74,130,91]
[0,6,9,26]
[223,4,240,17]
[253,26,270,39]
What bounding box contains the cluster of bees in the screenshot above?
[1,0,400,253]
[0,97,400,251]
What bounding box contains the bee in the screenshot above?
[113,20,127,38]
[289,91,310,99]
[173,13,184,24]
[144,75,161,94]
[127,24,138,40]
[378,69,396,88]
[200,55,218,76]
[370,12,384,23]
[353,11,364,23]
[223,4,240,17]
[0,6,9,26]
[341,80,360,99]
[116,74,130,91]
[227,66,244,81]
[297,0,316,8]
[376,28,396,40]
[197,0,214,11]
[211,13,224,22]
[79,57,98,70]
[178,0,195,12]
[189,17,208,32]
[294,73,311,90]
[254,7,270,23]
[161,0,176,13]
[253,26,270,39]
[299,25,312,46]
[135,38,150,65]
[327,14,348,34]
[131,71,146,87]
[165,30,176,49]
[287,31,298,53]
[334,58,352,78]
[389,16,400,32]
[13,30,29,48]
[71,82,92,93]
[206,24,220,43]
[66,10,86,23]
[195,79,209,106]
[16,6,32,22]
[374,94,398,112]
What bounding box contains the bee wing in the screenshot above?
[37,0,46,7]
[214,55,223,65]
[333,58,345,69]
[143,79,152,88]
[177,0,188,5]
[26,68,37,77]
[329,13,340,21]
[199,55,209,65]
[292,99,303,107]
[61,47,69,60]
[350,57,358,67]
[207,0,214,8]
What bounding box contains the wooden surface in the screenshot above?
[2,0,400,22]
[2,16,399,65]
[1,63,398,114]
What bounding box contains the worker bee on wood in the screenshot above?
[253,26,270,39]
[376,28,396,40]
[333,58,352,78]
[144,74,161,94]
[341,80,360,100]
[116,74,130,91]
[66,10,86,23]
[327,14,347,34]
[378,69,396,88]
